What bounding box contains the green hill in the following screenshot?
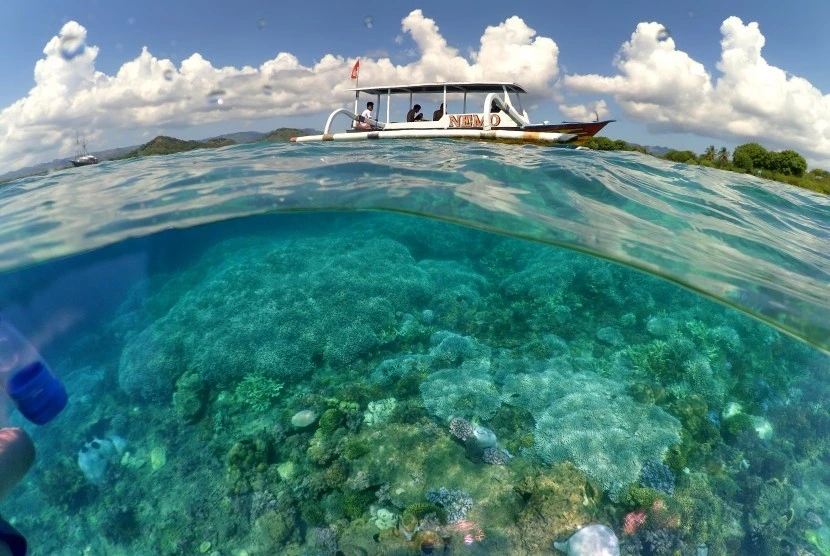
[118,136,236,159]
[258,128,316,142]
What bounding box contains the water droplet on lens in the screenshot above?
[163,69,175,81]
[262,84,273,95]
[364,16,373,29]
[258,18,267,30]
[59,32,85,60]
[207,89,226,106]
[657,27,671,42]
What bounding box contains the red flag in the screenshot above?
[350,60,360,80]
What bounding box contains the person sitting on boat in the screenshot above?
[406,104,424,122]
[357,101,375,129]
[490,100,501,113]
[433,103,444,121]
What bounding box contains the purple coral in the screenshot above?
[449,417,473,441]
[312,527,338,553]
[482,447,508,466]
[425,487,473,523]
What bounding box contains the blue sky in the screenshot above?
[2,1,830,171]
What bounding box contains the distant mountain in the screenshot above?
[0,158,71,182]
[117,136,235,159]
[644,145,672,156]
[2,128,342,183]
[206,131,265,144]
[95,145,139,160]
[258,128,318,142]
[0,145,139,182]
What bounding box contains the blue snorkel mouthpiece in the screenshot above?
[0,318,68,425]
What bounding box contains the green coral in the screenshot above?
[343,439,370,460]
[307,429,345,466]
[172,372,208,423]
[252,509,297,550]
[668,395,719,443]
[226,436,272,494]
[747,479,795,548]
[621,486,663,510]
[301,504,326,527]
[625,337,696,384]
[805,529,830,556]
[402,502,446,524]
[673,473,734,551]
[235,373,283,412]
[342,490,375,520]
[323,460,349,488]
[39,456,96,511]
[723,413,756,441]
[318,408,345,435]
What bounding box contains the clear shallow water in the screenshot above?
[2,141,827,353]
[0,141,827,555]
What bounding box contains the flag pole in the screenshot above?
[352,60,360,121]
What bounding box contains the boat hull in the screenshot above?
[292,128,578,144]
[523,120,614,144]
[71,157,99,167]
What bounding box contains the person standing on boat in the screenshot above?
[433,103,444,121]
[406,104,424,122]
[357,101,375,129]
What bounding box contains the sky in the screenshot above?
[2,0,830,173]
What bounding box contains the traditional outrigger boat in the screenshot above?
[291,82,613,145]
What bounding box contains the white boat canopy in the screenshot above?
[345,82,528,96]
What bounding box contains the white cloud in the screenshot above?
[564,17,830,165]
[559,99,609,122]
[0,11,562,172]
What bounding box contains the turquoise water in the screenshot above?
[0,140,828,555]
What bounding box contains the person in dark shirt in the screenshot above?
[406,104,424,122]
[433,103,444,121]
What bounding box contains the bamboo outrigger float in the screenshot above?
[291,82,613,145]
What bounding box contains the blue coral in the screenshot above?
[528,368,681,500]
[419,361,501,421]
[639,460,675,495]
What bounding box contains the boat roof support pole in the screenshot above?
[463,92,467,113]
[376,93,381,120]
[386,89,391,124]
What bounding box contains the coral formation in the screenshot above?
[419,362,501,421]
[235,373,283,413]
[363,397,398,427]
[522,369,681,500]
[424,487,473,523]
[639,460,675,495]
[172,372,208,423]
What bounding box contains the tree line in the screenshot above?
[582,137,829,195]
